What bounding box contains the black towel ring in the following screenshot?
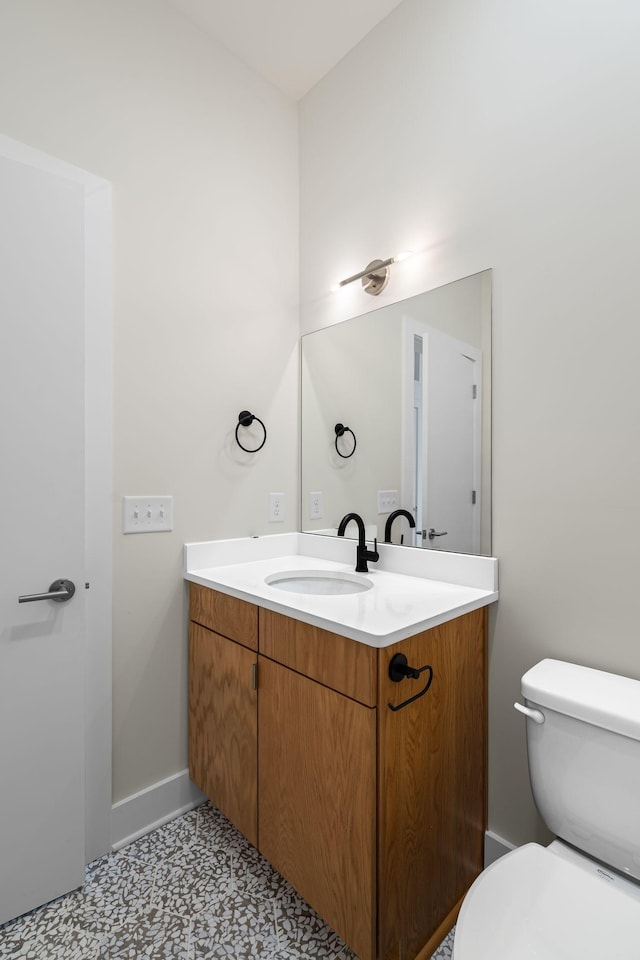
[236,410,267,453]
[334,423,356,459]
[387,654,434,712]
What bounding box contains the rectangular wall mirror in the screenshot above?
[300,269,492,556]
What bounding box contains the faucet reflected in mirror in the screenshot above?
[337,512,379,573]
[301,270,492,557]
[384,508,416,544]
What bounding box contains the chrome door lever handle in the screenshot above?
[427,528,448,540]
[18,579,76,603]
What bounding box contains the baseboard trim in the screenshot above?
[111,769,205,851]
[484,829,516,867]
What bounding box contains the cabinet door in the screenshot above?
[189,622,258,846]
[258,655,377,960]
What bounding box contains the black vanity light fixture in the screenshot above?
[333,250,413,296]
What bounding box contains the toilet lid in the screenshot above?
[453,843,640,960]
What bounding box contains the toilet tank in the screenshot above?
[522,658,640,882]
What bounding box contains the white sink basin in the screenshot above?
[264,569,373,596]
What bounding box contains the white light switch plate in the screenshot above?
[377,490,399,514]
[123,496,174,534]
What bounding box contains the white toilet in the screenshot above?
[453,658,640,959]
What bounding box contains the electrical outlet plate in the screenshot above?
[377,490,399,514]
[268,492,285,523]
[309,491,323,520]
[123,496,174,534]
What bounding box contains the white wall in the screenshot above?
[300,0,640,846]
[0,0,299,804]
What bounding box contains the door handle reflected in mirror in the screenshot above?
[422,528,448,541]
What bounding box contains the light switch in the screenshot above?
[377,490,399,514]
[123,496,174,534]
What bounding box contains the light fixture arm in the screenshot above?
[338,256,395,288]
[335,251,412,296]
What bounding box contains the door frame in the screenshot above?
[0,133,113,863]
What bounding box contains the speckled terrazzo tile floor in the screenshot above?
[0,802,455,959]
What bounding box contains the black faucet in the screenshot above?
[337,512,379,573]
[383,509,416,544]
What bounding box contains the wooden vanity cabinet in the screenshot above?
[188,583,487,960]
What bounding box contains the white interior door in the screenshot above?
[423,328,481,554]
[0,154,87,923]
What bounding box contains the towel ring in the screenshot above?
[387,654,434,712]
[236,410,267,453]
[334,423,356,459]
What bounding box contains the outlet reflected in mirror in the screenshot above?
[300,270,491,556]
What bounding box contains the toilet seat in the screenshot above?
[453,842,640,960]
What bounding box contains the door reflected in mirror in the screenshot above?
[300,270,491,555]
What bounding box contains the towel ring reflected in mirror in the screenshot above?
[334,423,356,459]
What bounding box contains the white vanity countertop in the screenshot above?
[184,533,498,647]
